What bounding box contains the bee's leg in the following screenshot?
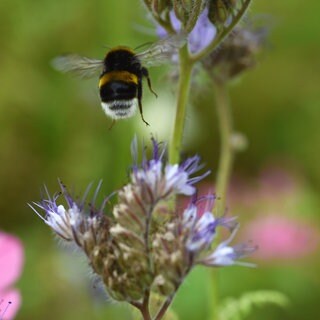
[108,119,116,130]
[142,67,158,98]
[138,81,150,126]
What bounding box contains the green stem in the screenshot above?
[208,269,220,320]
[214,81,234,217]
[153,294,174,320]
[153,277,184,320]
[208,81,234,320]
[142,291,151,320]
[169,45,194,164]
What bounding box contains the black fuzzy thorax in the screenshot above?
[103,49,141,75]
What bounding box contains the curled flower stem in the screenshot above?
[190,0,253,63]
[185,0,204,32]
[173,0,186,23]
[142,0,175,34]
[169,45,194,164]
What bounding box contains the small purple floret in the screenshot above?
[130,138,210,198]
[182,197,256,267]
[157,8,216,54]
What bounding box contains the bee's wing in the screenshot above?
[52,54,104,78]
[135,34,186,67]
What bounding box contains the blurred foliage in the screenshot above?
[218,290,290,320]
[0,0,319,319]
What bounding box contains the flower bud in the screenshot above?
[203,20,268,82]
[231,132,248,152]
[208,0,235,27]
[152,0,172,15]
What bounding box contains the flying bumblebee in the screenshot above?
[53,35,185,126]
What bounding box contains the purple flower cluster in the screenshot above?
[157,8,216,54]
[182,198,255,268]
[130,137,210,199]
[30,138,256,302]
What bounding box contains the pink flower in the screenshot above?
[228,166,300,208]
[0,232,24,320]
[243,214,320,261]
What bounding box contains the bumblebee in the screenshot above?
[53,35,184,125]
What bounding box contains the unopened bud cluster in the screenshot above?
[203,21,268,82]
[31,138,255,304]
[146,0,250,34]
[151,0,254,61]
[146,0,240,26]
[208,0,238,28]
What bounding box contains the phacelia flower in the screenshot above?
[130,137,210,201]
[0,232,24,320]
[199,227,256,267]
[157,8,216,54]
[31,138,255,316]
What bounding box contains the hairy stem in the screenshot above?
[169,45,194,164]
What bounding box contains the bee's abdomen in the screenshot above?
[99,71,138,102]
[100,80,137,101]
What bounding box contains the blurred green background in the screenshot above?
[0,0,319,319]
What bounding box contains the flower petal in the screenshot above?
[0,233,24,290]
[188,8,216,54]
[186,211,216,252]
[0,288,21,320]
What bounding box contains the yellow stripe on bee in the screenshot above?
[99,71,138,88]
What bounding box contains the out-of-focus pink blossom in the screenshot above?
[180,166,319,263]
[228,165,300,208]
[258,165,299,201]
[0,232,24,320]
[243,214,320,261]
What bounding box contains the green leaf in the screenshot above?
[218,290,290,320]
